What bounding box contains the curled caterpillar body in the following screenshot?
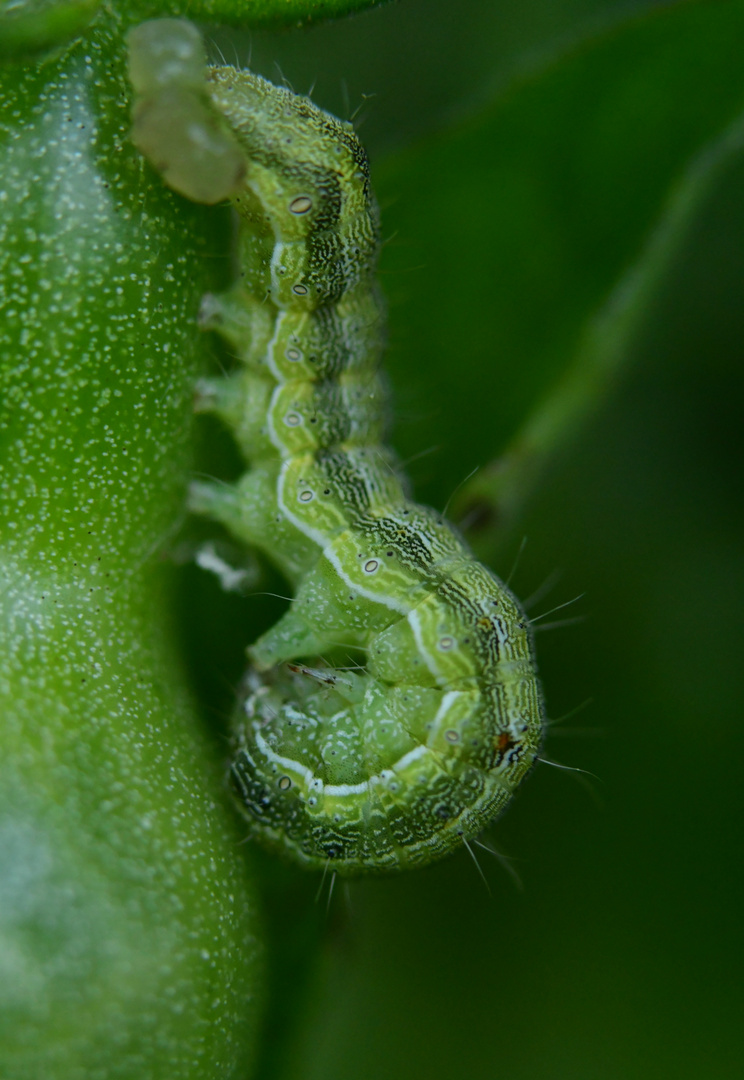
[128,20,544,874]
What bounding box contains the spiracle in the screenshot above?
[127,18,544,874]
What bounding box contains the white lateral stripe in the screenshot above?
[266,382,287,454]
[276,459,328,548]
[257,724,432,799]
[265,309,285,382]
[269,236,286,298]
[393,743,428,773]
[432,690,462,728]
[323,544,407,614]
[408,608,446,685]
[325,780,370,796]
[254,729,315,786]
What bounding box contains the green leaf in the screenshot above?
[0,15,262,1079]
[0,0,391,61]
[376,0,744,550]
[123,0,391,29]
[0,0,101,58]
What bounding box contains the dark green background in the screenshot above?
[202,0,744,1076]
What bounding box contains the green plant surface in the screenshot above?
[138,0,392,28]
[0,0,102,58]
[0,12,262,1080]
[376,0,744,541]
[0,0,389,57]
[2,0,744,1078]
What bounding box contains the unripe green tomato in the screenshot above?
[0,13,263,1079]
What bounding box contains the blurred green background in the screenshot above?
[197,0,744,1077]
[3,0,742,1075]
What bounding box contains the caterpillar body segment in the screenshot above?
[127,19,544,874]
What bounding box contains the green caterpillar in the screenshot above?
[128,19,544,875]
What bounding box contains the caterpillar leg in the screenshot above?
[189,471,317,584]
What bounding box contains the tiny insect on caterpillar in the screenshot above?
[127,18,545,875]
